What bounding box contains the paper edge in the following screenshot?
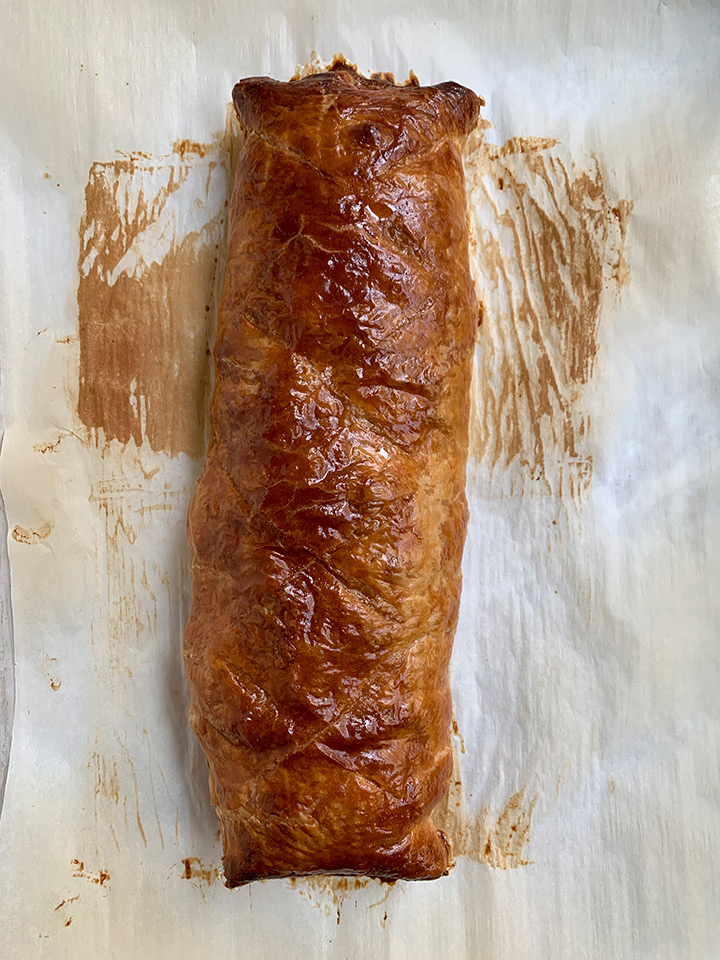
[0,367,15,817]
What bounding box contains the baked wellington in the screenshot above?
[184,60,482,885]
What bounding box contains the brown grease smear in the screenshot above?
[11,520,54,544]
[181,857,221,885]
[86,458,192,852]
[89,726,171,852]
[55,897,80,911]
[74,115,242,863]
[172,139,213,160]
[71,859,110,886]
[290,875,372,905]
[434,743,537,869]
[34,430,85,454]
[290,875,386,922]
[90,750,121,805]
[451,717,466,754]
[34,436,64,454]
[43,654,62,691]
[465,136,632,500]
[90,479,186,674]
[75,122,239,461]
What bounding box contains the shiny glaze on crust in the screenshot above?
[183,62,482,884]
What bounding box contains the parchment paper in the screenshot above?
[1,2,719,958]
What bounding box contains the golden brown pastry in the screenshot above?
[184,61,481,885]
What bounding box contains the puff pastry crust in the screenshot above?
[184,62,481,884]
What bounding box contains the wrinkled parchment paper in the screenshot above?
[1,2,719,957]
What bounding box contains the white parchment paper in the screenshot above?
[0,2,718,958]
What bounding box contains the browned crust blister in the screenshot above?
[183,60,482,884]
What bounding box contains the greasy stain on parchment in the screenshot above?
[87,459,196,854]
[75,121,242,858]
[11,520,54,544]
[89,682,183,853]
[70,858,111,886]
[43,655,62,692]
[76,142,229,461]
[465,136,632,500]
[180,856,221,885]
[290,875,392,924]
[433,742,538,869]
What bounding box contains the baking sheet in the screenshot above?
[1,1,719,957]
